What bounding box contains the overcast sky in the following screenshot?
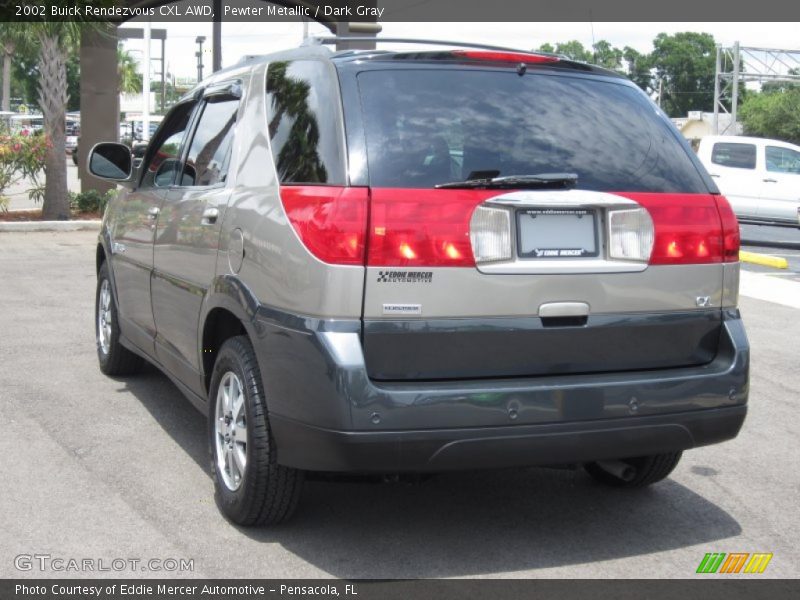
[119,20,800,81]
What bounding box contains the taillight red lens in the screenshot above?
[451,50,559,64]
[279,186,368,265]
[367,189,499,267]
[618,193,738,265]
[714,195,741,262]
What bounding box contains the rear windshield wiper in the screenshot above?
[435,173,578,190]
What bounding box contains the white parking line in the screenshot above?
[740,270,800,309]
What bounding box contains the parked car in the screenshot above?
[697,135,800,228]
[89,39,749,526]
[66,134,79,158]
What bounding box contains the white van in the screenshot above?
[697,135,800,228]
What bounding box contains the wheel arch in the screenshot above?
[200,275,262,394]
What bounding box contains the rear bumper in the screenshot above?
[271,405,746,472]
[252,306,749,473]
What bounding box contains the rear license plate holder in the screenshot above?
[516,208,599,259]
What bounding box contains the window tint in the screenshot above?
[141,103,195,188]
[355,69,708,192]
[182,98,239,186]
[765,145,800,174]
[711,142,756,170]
[266,60,345,185]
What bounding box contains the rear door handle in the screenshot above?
[763,178,777,183]
[709,173,720,178]
[201,207,219,225]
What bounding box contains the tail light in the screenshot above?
[367,189,498,267]
[607,208,655,262]
[281,187,740,268]
[279,186,368,265]
[470,206,512,263]
[620,193,739,265]
[714,195,741,261]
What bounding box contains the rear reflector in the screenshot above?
[279,186,368,265]
[451,50,559,64]
[619,193,739,264]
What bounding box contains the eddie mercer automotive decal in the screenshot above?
[376,271,433,283]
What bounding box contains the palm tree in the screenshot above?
[118,46,142,95]
[0,23,22,112]
[6,22,86,220]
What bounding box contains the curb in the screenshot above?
[739,250,789,269]
[0,220,101,232]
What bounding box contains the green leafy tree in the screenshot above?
[536,40,593,63]
[553,40,593,63]
[623,46,653,93]
[649,32,716,118]
[761,68,800,94]
[0,23,25,111]
[117,46,142,95]
[536,42,555,54]
[739,89,800,145]
[592,40,623,71]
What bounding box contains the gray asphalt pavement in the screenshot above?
[0,231,798,579]
[741,224,800,282]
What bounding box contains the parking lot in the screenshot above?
[1,230,798,579]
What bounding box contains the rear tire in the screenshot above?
[96,262,143,376]
[584,452,682,488]
[209,335,304,526]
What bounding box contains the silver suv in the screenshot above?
[89,39,749,526]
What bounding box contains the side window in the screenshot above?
[140,102,196,188]
[181,98,239,187]
[766,146,800,174]
[265,60,345,185]
[711,142,756,170]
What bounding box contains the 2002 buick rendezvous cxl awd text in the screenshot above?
[89,39,749,525]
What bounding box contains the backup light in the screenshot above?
[608,208,655,262]
[470,206,512,263]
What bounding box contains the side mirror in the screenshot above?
[89,142,132,181]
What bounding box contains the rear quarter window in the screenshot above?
[266,60,345,185]
[711,142,757,169]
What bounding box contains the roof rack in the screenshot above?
[303,36,561,58]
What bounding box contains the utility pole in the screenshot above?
[142,20,151,142]
[212,0,222,72]
[195,36,206,82]
[657,77,663,108]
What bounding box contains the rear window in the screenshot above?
[765,145,800,174]
[711,142,757,170]
[356,68,708,192]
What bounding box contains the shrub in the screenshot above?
[69,188,116,214]
[0,130,49,211]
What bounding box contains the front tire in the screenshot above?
[584,452,683,488]
[209,336,303,526]
[96,261,143,376]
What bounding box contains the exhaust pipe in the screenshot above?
[595,460,636,482]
